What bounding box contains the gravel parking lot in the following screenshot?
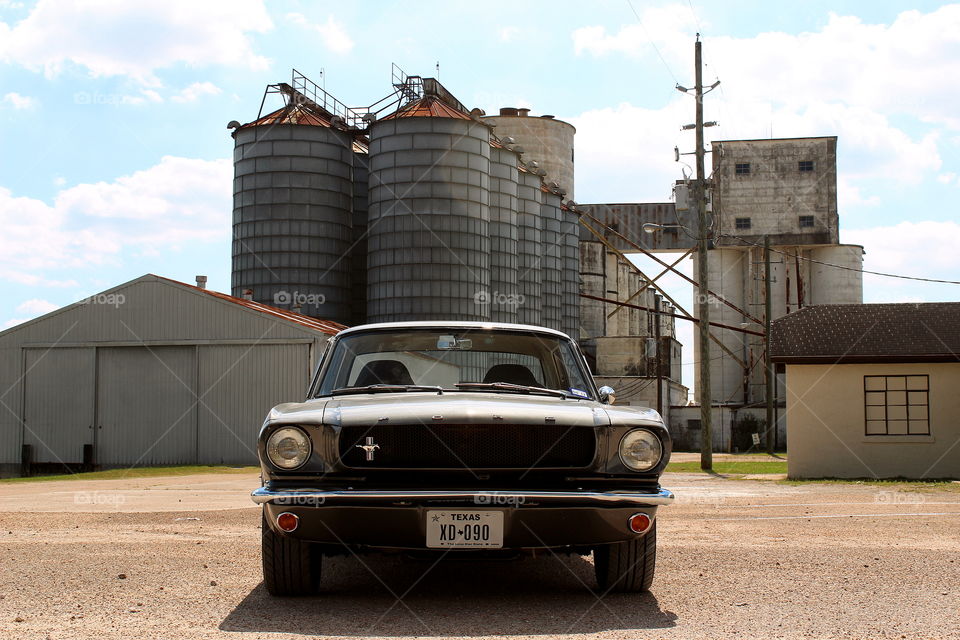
[0,470,958,640]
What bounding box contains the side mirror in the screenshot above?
[598,386,616,405]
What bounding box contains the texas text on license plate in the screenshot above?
[426,510,504,548]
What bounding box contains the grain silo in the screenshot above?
[366,85,492,322]
[483,109,576,199]
[539,188,564,331]
[489,142,521,323]
[561,205,581,339]
[516,168,543,326]
[349,149,370,326]
[231,106,355,325]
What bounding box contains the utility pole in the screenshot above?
[655,295,663,417]
[678,35,718,470]
[693,36,712,471]
[764,235,775,454]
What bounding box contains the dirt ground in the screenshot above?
[0,468,958,640]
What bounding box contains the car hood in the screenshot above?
[267,392,664,429]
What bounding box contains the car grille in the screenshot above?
[338,424,596,469]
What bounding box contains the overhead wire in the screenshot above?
[626,0,680,85]
[719,233,960,286]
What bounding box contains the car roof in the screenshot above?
[335,321,571,340]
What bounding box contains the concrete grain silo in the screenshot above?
[366,90,491,322]
[231,107,355,324]
[483,108,576,199]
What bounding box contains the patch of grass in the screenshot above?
[666,460,788,474]
[0,465,258,484]
[778,478,960,492]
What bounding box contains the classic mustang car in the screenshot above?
[252,321,673,595]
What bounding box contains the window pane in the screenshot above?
[909,405,928,420]
[865,405,886,421]
[865,392,885,406]
[866,420,887,435]
[907,376,928,390]
[908,420,930,435]
[887,405,907,421]
[887,391,906,405]
[887,377,906,391]
[908,391,927,405]
[888,420,908,435]
[864,377,885,391]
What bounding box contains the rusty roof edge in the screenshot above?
[151,275,347,335]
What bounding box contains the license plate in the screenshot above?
[426,510,504,548]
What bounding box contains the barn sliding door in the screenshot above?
[96,346,196,466]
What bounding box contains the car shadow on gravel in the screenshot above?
[220,553,677,637]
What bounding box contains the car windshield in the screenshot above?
[314,328,595,400]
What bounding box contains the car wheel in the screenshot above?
[261,512,322,596]
[593,521,657,593]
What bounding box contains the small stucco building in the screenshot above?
[771,303,960,479]
[0,275,344,475]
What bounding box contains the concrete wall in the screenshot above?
[712,137,839,246]
[785,363,960,479]
[669,405,786,453]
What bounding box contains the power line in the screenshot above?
[626,0,680,85]
[720,234,960,286]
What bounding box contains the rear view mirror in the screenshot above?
[598,385,616,405]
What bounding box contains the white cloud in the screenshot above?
[570,5,952,206]
[2,298,59,329]
[573,5,960,131]
[170,81,222,104]
[0,0,272,84]
[844,220,960,302]
[0,156,231,273]
[287,12,353,54]
[15,298,58,316]
[2,91,34,109]
[499,26,520,42]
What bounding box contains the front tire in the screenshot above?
[261,512,322,596]
[593,521,657,592]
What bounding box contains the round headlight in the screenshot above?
[266,426,311,470]
[618,429,663,472]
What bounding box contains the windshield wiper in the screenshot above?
[454,382,570,399]
[332,384,444,396]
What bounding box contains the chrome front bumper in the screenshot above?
[251,487,674,507]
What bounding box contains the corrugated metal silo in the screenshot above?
[516,168,543,326]
[366,96,491,322]
[349,149,370,325]
[540,188,564,332]
[489,143,520,323]
[561,206,581,339]
[232,111,355,324]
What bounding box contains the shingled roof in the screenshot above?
[770,303,960,364]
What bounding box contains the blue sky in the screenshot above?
[1,1,958,388]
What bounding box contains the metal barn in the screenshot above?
[0,275,343,475]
